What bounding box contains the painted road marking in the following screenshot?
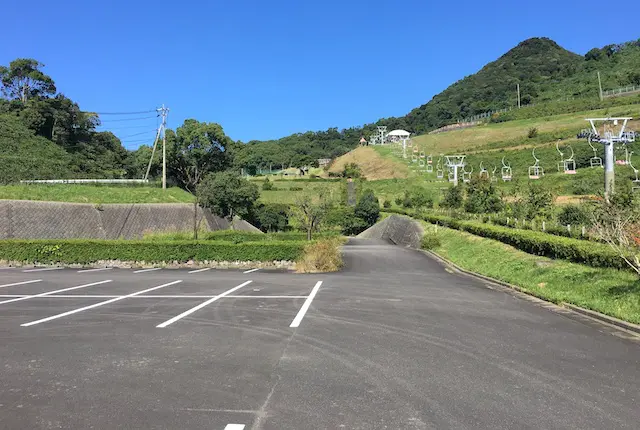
[0,294,309,299]
[243,268,260,274]
[77,267,113,273]
[22,267,63,273]
[133,268,162,274]
[21,280,182,327]
[224,425,245,430]
[0,280,112,306]
[188,268,211,274]
[290,281,323,328]
[157,281,253,328]
[0,279,42,289]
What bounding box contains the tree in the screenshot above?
[0,59,56,102]
[254,203,289,232]
[441,185,463,209]
[291,194,333,240]
[464,176,503,213]
[198,171,259,221]
[524,183,554,219]
[167,119,234,192]
[354,189,380,228]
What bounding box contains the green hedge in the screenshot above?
[384,208,628,270]
[0,240,306,264]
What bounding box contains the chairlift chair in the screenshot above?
[436,157,444,179]
[588,136,603,167]
[462,165,473,183]
[556,141,576,174]
[419,151,426,159]
[479,161,489,179]
[630,152,640,192]
[418,159,426,170]
[491,166,498,182]
[411,154,418,163]
[501,157,512,181]
[528,148,544,179]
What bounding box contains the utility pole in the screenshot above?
[597,71,603,101]
[144,104,169,189]
[517,83,521,108]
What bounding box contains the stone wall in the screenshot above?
[357,214,424,248]
[0,200,260,239]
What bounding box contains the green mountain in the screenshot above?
[402,37,640,133]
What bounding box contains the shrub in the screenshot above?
[420,233,441,250]
[464,176,503,213]
[404,187,434,210]
[0,239,306,264]
[354,189,380,227]
[382,200,391,209]
[289,187,304,191]
[262,177,274,191]
[557,205,591,226]
[441,185,463,209]
[524,183,554,219]
[394,196,403,206]
[296,238,344,273]
[527,127,539,138]
[254,203,290,232]
[342,162,362,179]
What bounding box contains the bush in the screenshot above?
[394,196,403,206]
[0,239,307,264]
[289,187,304,191]
[342,162,362,178]
[441,185,463,209]
[524,183,554,219]
[527,127,539,138]
[571,179,593,195]
[383,200,391,209]
[557,205,591,226]
[296,238,344,273]
[354,189,380,227]
[464,176,503,213]
[403,187,434,210]
[420,233,441,250]
[262,177,274,191]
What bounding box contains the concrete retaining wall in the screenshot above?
[357,214,424,248]
[0,200,260,239]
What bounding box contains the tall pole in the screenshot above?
[517,83,521,109]
[159,104,169,190]
[597,71,603,101]
[604,141,614,200]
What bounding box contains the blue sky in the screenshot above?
[2,0,639,148]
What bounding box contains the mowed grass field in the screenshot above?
[0,184,194,204]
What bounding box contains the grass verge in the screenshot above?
[0,184,194,204]
[296,238,345,273]
[420,222,640,324]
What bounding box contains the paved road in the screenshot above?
[0,239,638,429]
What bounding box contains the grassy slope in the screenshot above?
[0,184,194,204]
[327,146,409,179]
[422,222,640,324]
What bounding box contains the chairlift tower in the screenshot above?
[444,155,466,186]
[583,117,635,200]
[377,126,387,145]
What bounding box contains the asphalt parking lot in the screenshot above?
[1,239,639,429]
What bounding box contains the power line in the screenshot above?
[98,116,157,123]
[97,124,156,131]
[116,129,158,139]
[86,110,157,115]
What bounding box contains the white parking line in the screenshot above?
[0,294,308,299]
[0,279,42,289]
[0,267,15,270]
[188,268,211,274]
[157,280,252,328]
[77,268,113,273]
[0,280,112,305]
[290,281,323,328]
[22,267,63,273]
[224,425,245,430]
[21,280,182,327]
[133,268,162,274]
[243,268,260,274]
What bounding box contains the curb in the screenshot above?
[422,249,640,337]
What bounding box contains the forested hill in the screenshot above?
[237,37,640,169]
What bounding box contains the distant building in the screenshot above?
[317,158,332,168]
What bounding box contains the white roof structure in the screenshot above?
[388,129,410,137]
